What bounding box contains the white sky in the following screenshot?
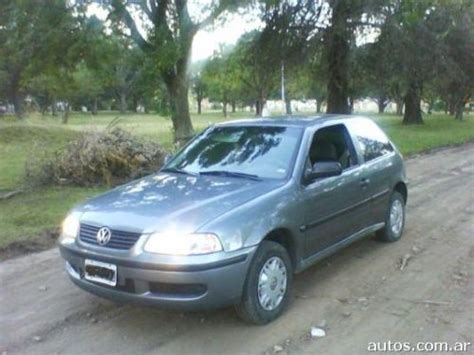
[192,15,259,61]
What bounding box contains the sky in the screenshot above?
[192,15,259,62]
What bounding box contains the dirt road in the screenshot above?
[1,144,473,355]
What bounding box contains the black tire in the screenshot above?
[235,241,293,325]
[376,191,406,242]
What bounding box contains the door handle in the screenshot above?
[360,178,370,188]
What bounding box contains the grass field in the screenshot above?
[1,111,473,250]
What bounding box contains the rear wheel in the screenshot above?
[376,191,405,242]
[235,241,292,324]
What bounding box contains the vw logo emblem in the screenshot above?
[96,227,112,245]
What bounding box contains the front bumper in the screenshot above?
[59,243,257,310]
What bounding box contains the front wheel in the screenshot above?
[376,191,406,242]
[235,241,293,324]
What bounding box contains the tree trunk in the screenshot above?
[222,100,228,118]
[197,97,202,114]
[403,81,423,124]
[395,99,403,116]
[164,69,194,145]
[285,97,292,115]
[448,96,455,115]
[62,102,70,124]
[377,96,387,114]
[231,100,236,113]
[255,100,262,116]
[349,97,354,113]
[92,98,98,115]
[255,90,266,117]
[119,92,127,113]
[454,101,464,120]
[133,97,139,113]
[8,70,24,118]
[52,99,57,116]
[325,1,351,114]
[316,99,323,113]
[11,88,24,119]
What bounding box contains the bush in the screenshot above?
[25,127,167,187]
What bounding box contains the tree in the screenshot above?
[230,32,280,116]
[202,50,241,117]
[0,0,82,117]
[110,0,243,143]
[71,64,107,115]
[190,60,208,115]
[324,0,353,114]
[191,75,206,115]
[105,37,143,113]
[380,0,443,124]
[323,0,383,114]
[435,1,474,120]
[255,0,325,115]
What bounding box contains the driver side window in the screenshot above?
[307,124,357,170]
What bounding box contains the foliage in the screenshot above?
[109,0,249,142]
[0,0,85,116]
[202,48,242,116]
[25,127,167,187]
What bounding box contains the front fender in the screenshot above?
[196,181,303,252]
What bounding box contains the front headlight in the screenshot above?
[61,215,80,241]
[144,232,223,255]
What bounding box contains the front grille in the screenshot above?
[79,223,141,250]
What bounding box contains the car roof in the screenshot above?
[214,114,365,129]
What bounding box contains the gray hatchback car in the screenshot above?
[60,115,407,324]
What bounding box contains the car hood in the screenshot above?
[76,172,284,234]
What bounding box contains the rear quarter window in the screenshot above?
[347,119,394,162]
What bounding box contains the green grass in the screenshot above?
[0,111,473,249]
[0,186,105,247]
[366,114,474,156]
[0,125,79,189]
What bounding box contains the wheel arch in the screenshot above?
[262,228,298,270]
[394,181,408,204]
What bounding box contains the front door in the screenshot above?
[301,124,368,258]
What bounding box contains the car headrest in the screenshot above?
[313,139,338,162]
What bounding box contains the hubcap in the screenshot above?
[390,199,404,236]
[257,256,287,311]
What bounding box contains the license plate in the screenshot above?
[84,259,117,287]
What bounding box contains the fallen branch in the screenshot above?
[400,253,412,271]
[0,190,22,200]
[417,300,452,306]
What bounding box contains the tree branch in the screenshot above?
[111,0,152,51]
[196,2,227,30]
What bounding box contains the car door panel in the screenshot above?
[362,156,394,224]
[302,166,369,258]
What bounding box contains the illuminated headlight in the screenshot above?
[61,215,80,241]
[144,232,223,255]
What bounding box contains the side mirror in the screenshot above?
[306,161,342,182]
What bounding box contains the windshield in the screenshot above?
[165,125,303,179]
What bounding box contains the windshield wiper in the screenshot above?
[161,167,199,176]
[199,170,261,181]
